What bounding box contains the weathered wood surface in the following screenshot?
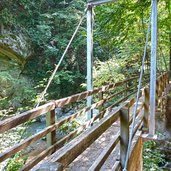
[120,107,129,168]
[88,134,120,171]
[0,72,168,171]
[111,161,121,171]
[0,124,56,162]
[0,102,56,134]
[36,110,120,168]
[22,126,86,171]
[0,75,141,134]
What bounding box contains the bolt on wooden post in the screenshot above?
[46,109,56,147]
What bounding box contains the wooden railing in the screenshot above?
[0,73,169,171]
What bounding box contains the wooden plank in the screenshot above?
[88,134,120,171]
[132,116,143,139]
[57,100,105,128]
[126,90,143,108]
[46,109,56,147]
[22,126,86,171]
[0,124,56,162]
[35,109,120,168]
[34,162,63,171]
[120,107,129,169]
[143,88,149,130]
[0,101,55,134]
[129,103,144,125]
[111,161,121,171]
[0,76,142,134]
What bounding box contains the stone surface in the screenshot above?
[0,27,33,110]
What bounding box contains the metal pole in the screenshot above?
[149,0,157,136]
[87,5,93,120]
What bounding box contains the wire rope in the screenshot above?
[123,11,152,171]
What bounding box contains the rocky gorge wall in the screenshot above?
[0,26,35,113]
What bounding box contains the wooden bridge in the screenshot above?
[0,72,169,171]
[0,0,169,170]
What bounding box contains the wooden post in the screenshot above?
[87,4,94,120]
[46,109,56,147]
[120,107,129,169]
[156,79,159,106]
[99,91,104,119]
[149,0,158,136]
[143,88,150,131]
[158,76,162,97]
[125,82,128,97]
[161,75,165,93]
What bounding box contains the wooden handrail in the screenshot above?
[0,72,168,171]
[0,75,143,134]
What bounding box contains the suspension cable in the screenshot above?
[17,6,88,142]
[35,6,88,108]
[123,12,152,171]
[159,46,168,71]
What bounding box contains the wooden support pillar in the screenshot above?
[156,79,159,106]
[161,75,165,93]
[120,107,129,169]
[158,76,162,97]
[149,0,158,136]
[143,88,150,131]
[46,110,56,147]
[125,82,128,97]
[99,91,104,119]
[87,4,94,120]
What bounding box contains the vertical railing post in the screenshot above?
[125,81,128,97]
[87,4,94,120]
[143,87,150,131]
[99,90,104,119]
[161,75,165,93]
[149,0,158,136]
[120,106,129,169]
[166,73,169,86]
[156,79,159,106]
[46,109,56,147]
[158,76,162,97]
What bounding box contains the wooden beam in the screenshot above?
[22,126,86,171]
[0,102,55,134]
[88,134,120,171]
[35,110,120,169]
[46,110,56,147]
[120,107,129,169]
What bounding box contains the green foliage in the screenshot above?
[5,152,27,171]
[143,141,165,171]
[93,59,125,87]
[59,120,79,134]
